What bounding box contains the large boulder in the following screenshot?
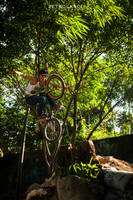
[26,188,47,200]
[96,155,133,199]
[57,175,104,200]
[25,182,57,200]
[73,140,98,163]
[56,140,99,171]
[103,169,133,200]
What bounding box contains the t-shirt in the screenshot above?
[25,81,45,95]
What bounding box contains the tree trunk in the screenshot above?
[16,105,30,200]
[71,95,77,146]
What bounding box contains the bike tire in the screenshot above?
[43,118,61,143]
[46,74,65,100]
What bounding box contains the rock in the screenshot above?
[25,140,133,200]
[57,175,104,200]
[104,188,124,200]
[26,188,47,200]
[26,183,41,195]
[97,155,133,199]
[26,177,57,200]
[25,183,47,200]
[103,169,133,191]
[73,140,98,164]
[57,140,98,170]
[97,155,133,172]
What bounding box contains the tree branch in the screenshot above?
[70,46,76,79]
[87,98,123,140]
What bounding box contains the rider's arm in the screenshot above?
[13,69,37,84]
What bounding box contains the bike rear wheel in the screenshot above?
[46,74,65,100]
[43,118,61,142]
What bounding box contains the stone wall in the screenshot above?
[93,134,133,163]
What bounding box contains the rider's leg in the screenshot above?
[26,95,46,116]
[46,94,55,108]
[46,94,61,113]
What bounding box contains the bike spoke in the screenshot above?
[47,75,65,100]
[48,82,62,97]
[44,118,61,142]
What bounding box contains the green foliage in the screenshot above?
[69,160,100,179]
[0,94,40,153]
[57,12,89,44]
[59,157,100,180]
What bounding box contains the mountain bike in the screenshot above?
[34,74,65,142]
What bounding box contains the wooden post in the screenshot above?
[16,106,30,200]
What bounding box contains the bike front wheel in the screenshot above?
[43,118,61,142]
[46,74,65,100]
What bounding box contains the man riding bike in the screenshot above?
[13,68,61,120]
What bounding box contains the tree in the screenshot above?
[0,0,133,176]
